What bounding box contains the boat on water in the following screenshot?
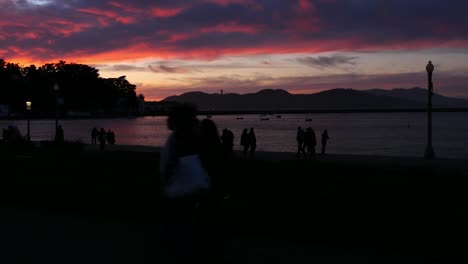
[236,117,244,120]
[260,118,270,121]
[305,118,312,122]
[276,115,282,118]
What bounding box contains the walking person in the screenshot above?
[98,128,106,151]
[296,126,306,157]
[321,129,330,155]
[248,128,256,157]
[198,118,227,263]
[159,103,205,264]
[91,127,98,144]
[240,128,250,156]
[304,127,316,158]
[55,125,64,142]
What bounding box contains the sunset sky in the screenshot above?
[1,0,468,100]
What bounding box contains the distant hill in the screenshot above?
[365,87,468,108]
[162,88,468,111]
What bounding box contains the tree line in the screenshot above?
[0,59,143,116]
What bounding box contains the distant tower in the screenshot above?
[221,89,223,96]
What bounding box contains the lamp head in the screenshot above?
[26,101,32,111]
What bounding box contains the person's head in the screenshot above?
[243,128,248,133]
[250,127,254,132]
[200,118,220,144]
[167,103,199,132]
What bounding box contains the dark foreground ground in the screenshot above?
[1,144,468,263]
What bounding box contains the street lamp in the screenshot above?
[26,101,31,141]
[424,61,435,159]
[53,82,59,141]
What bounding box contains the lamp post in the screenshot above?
[424,61,435,159]
[26,101,31,141]
[53,82,59,141]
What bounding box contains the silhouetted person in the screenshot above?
[304,127,316,158]
[55,125,64,142]
[248,128,256,157]
[321,129,330,155]
[98,128,106,150]
[106,130,115,145]
[160,103,201,264]
[221,128,233,155]
[240,128,249,156]
[198,118,226,263]
[296,126,306,157]
[111,130,116,144]
[91,127,98,144]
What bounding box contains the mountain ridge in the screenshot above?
[162,88,468,111]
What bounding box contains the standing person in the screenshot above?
[198,118,227,263]
[310,127,317,158]
[55,125,64,142]
[98,128,106,151]
[91,127,98,144]
[296,126,305,157]
[248,128,256,157]
[240,128,250,156]
[227,129,234,153]
[220,129,231,155]
[321,129,330,155]
[160,103,202,264]
[304,127,316,158]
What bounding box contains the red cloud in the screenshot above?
[151,7,185,18]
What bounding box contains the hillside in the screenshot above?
[162,88,468,111]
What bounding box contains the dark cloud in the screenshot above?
[298,55,357,69]
[148,64,191,73]
[105,64,148,71]
[2,0,468,62]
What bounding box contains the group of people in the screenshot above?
[240,128,257,156]
[220,128,235,154]
[91,127,115,150]
[296,126,330,157]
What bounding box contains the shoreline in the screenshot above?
[83,143,468,170]
[1,107,468,120]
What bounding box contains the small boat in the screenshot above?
[260,118,270,121]
[276,115,282,118]
[236,117,244,120]
[305,118,312,122]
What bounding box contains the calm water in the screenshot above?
[2,113,468,159]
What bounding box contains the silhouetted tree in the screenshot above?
[0,59,142,116]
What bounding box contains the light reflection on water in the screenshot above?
[1,112,467,159]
